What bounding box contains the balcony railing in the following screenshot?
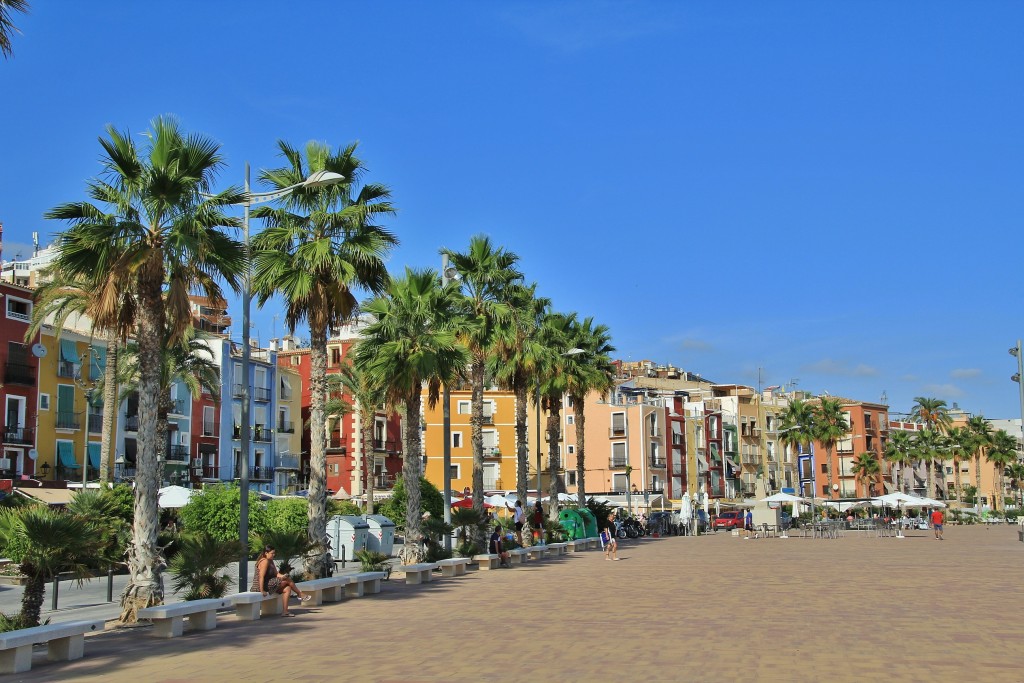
[328,437,345,451]
[57,360,78,378]
[167,445,189,462]
[249,466,274,481]
[277,421,294,434]
[169,399,188,415]
[483,447,502,459]
[253,426,272,442]
[609,427,627,438]
[232,424,241,439]
[373,438,400,452]
[3,362,34,385]
[648,456,667,469]
[609,457,628,468]
[3,427,34,445]
[125,415,139,432]
[276,454,300,470]
[253,387,271,402]
[232,384,244,398]
[374,474,395,489]
[203,421,216,437]
[56,411,80,429]
[88,413,104,434]
[192,464,219,479]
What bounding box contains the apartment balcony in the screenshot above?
[192,464,220,480]
[648,455,667,469]
[483,447,502,460]
[277,421,295,434]
[608,427,627,438]
[56,411,80,430]
[328,437,346,452]
[169,399,188,416]
[609,457,628,469]
[741,454,760,465]
[88,413,104,434]
[253,425,272,443]
[3,362,34,386]
[3,427,34,445]
[248,466,274,482]
[648,428,662,438]
[374,473,396,490]
[202,421,216,437]
[253,387,271,403]
[125,414,139,432]
[544,432,563,442]
[276,454,300,470]
[373,438,400,453]
[166,445,189,463]
[481,410,494,424]
[57,360,78,378]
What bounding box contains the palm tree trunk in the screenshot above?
[120,272,164,622]
[400,394,424,565]
[825,445,835,496]
[954,458,963,503]
[362,408,375,515]
[546,404,561,524]
[470,354,485,509]
[514,380,528,506]
[975,450,983,510]
[99,335,118,486]
[926,459,934,499]
[19,572,46,628]
[574,395,586,507]
[304,324,330,578]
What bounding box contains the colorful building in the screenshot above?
[0,281,40,479]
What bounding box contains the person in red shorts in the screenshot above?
[930,508,944,540]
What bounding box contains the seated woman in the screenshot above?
[251,545,312,616]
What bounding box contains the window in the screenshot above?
[457,401,470,415]
[611,412,626,435]
[56,385,75,428]
[822,484,829,495]
[611,442,627,466]
[330,463,340,475]
[329,347,341,366]
[566,415,574,425]
[291,356,300,366]
[651,475,660,491]
[567,444,575,455]
[5,295,31,322]
[449,464,460,480]
[567,471,577,486]
[39,394,50,411]
[452,432,462,448]
[821,463,828,474]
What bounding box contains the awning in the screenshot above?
[16,488,77,506]
[57,441,80,469]
[88,442,101,470]
[59,339,80,364]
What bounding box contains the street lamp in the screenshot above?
[74,350,99,490]
[218,164,344,590]
[441,254,459,552]
[1009,341,1024,457]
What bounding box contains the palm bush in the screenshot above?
[421,517,453,562]
[353,549,390,573]
[167,534,243,601]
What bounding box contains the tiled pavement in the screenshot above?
[11,525,1024,683]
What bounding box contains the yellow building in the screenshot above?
[275,365,303,493]
[35,325,104,483]
[421,389,541,495]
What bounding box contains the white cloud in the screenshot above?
[500,2,675,52]
[802,358,879,377]
[681,338,713,352]
[950,368,981,379]
[921,383,964,399]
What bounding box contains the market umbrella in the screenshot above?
[451,497,494,509]
[158,485,192,509]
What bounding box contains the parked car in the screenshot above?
[713,511,745,530]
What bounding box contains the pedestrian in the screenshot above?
[601,512,619,560]
[251,545,311,617]
[489,525,512,567]
[532,501,545,544]
[931,508,944,540]
[744,508,754,539]
[512,500,525,545]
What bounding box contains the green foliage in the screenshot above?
[67,489,130,569]
[454,541,480,558]
[178,485,268,541]
[963,485,978,505]
[251,529,314,574]
[264,497,309,535]
[586,498,616,525]
[167,533,243,601]
[353,549,390,572]
[377,476,443,531]
[0,612,34,633]
[545,520,567,543]
[329,499,363,517]
[107,485,135,524]
[450,508,486,545]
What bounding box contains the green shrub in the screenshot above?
[178,484,268,541]
[353,549,390,572]
[329,500,363,517]
[265,497,308,535]
[376,476,443,532]
[454,541,479,558]
[168,533,243,601]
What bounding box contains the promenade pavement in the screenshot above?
[7,525,1024,683]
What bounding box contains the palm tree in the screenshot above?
[812,398,849,498]
[0,0,28,59]
[564,316,615,507]
[945,427,971,503]
[333,360,387,514]
[779,399,815,495]
[27,272,135,486]
[46,117,245,620]
[851,452,881,497]
[168,535,244,601]
[489,283,549,509]
[441,236,522,522]
[966,415,992,511]
[883,430,914,493]
[0,505,100,626]
[535,311,575,522]
[1006,462,1024,510]
[912,429,944,498]
[909,397,952,497]
[986,430,1017,512]
[352,268,468,564]
[251,140,396,577]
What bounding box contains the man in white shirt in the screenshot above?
[512,500,525,545]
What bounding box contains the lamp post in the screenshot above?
[74,350,99,490]
[217,164,344,590]
[441,255,459,552]
[1009,340,1024,455]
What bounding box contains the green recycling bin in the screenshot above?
[558,509,586,540]
[576,507,599,538]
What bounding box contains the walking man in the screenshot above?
[931,508,944,540]
[512,500,525,545]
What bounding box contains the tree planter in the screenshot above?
[0,575,29,586]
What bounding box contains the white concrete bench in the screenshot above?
[436,557,471,577]
[396,563,437,585]
[547,542,568,555]
[508,548,529,564]
[0,619,105,674]
[526,546,548,561]
[586,537,600,550]
[346,571,386,597]
[230,591,283,620]
[567,539,588,552]
[473,553,502,570]
[296,576,350,606]
[138,598,229,638]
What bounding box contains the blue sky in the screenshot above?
[1,2,1022,418]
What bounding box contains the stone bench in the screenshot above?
[396,563,437,585]
[547,542,568,555]
[138,598,229,638]
[567,539,588,552]
[230,591,283,620]
[586,537,600,550]
[296,576,350,606]
[346,571,386,597]
[436,557,471,577]
[508,548,529,564]
[526,546,548,561]
[473,553,502,570]
[0,619,105,674]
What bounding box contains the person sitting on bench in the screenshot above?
[489,525,512,567]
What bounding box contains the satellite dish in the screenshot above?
[28,449,38,461]
[31,343,47,358]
